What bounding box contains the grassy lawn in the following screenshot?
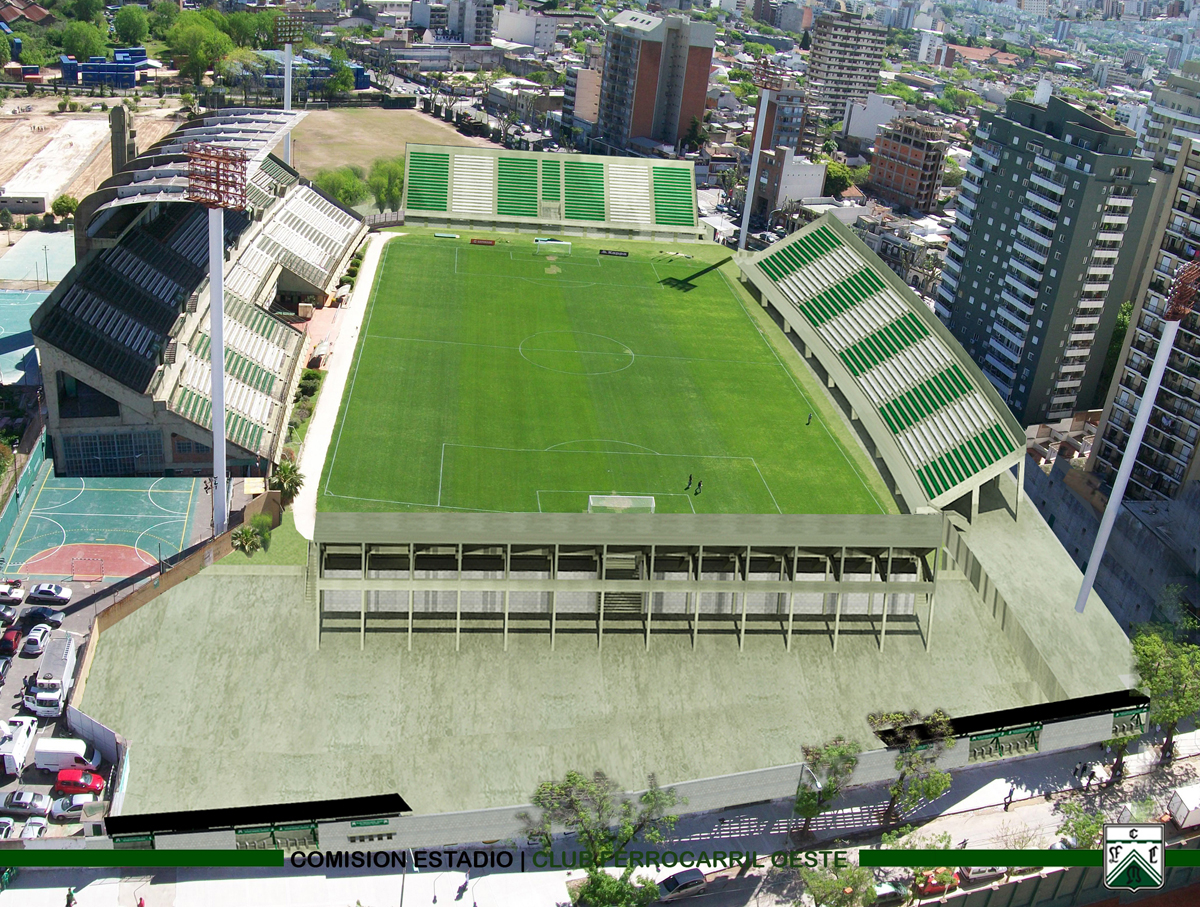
[319,230,893,516]
[231,510,307,566]
[289,108,489,177]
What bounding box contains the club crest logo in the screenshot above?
[1104,824,1164,891]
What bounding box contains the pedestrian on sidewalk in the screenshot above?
[1073,761,1083,779]
[65,889,76,907]
[1003,785,1015,811]
[1085,769,1097,790]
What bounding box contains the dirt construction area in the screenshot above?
[289,107,492,176]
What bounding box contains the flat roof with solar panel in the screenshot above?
[401,145,702,238]
[739,215,1026,511]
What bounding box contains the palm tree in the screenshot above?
[231,525,261,555]
[271,459,304,504]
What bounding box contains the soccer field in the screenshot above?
[320,231,894,515]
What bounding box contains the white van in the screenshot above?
[33,738,101,773]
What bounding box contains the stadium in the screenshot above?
[60,137,1137,847]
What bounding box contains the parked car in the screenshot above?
[960,866,1007,885]
[657,868,707,901]
[1049,838,1075,850]
[0,603,16,625]
[50,793,96,822]
[19,605,65,628]
[0,628,21,657]
[53,769,105,797]
[0,656,10,686]
[1,790,52,817]
[0,817,13,839]
[22,624,50,656]
[874,881,908,904]
[25,585,71,607]
[913,869,960,897]
[20,816,48,839]
[0,584,24,607]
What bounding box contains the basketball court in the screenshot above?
[0,467,200,581]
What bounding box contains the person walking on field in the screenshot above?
[695,480,703,496]
[685,474,692,490]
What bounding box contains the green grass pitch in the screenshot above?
[319,230,895,515]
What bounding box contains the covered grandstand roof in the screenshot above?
[90,109,305,212]
[739,215,1025,510]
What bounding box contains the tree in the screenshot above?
[0,209,11,230]
[51,195,78,218]
[0,33,9,68]
[882,825,957,890]
[868,708,955,823]
[1056,801,1104,849]
[518,770,684,870]
[942,157,964,188]
[230,524,261,555]
[823,162,853,197]
[149,0,179,40]
[743,41,773,59]
[800,30,811,51]
[793,737,861,836]
[114,5,149,45]
[24,215,42,231]
[72,0,103,24]
[1104,733,1140,781]
[313,165,370,208]
[1133,624,1200,762]
[367,157,405,212]
[270,458,305,505]
[169,11,234,84]
[575,870,659,907]
[62,22,107,64]
[683,115,706,152]
[223,11,258,48]
[322,56,355,100]
[798,861,878,907]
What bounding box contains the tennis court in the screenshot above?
[0,468,200,581]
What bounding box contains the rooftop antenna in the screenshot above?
[1075,260,1200,612]
[187,141,249,537]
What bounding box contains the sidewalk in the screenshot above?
[293,231,395,540]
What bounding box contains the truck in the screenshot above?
[1168,782,1200,829]
[0,717,37,775]
[23,632,77,719]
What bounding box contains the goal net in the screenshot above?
[588,495,655,514]
[533,239,572,256]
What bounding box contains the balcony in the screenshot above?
[992,319,1026,349]
[1060,360,1088,374]
[1010,257,1044,284]
[1070,331,1097,343]
[1022,207,1057,232]
[1013,240,1048,266]
[985,351,1018,380]
[1001,288,1035,317]
[1091,248,1119,261]
[1030,171,1067,193]
[1026,189,1062,216]
[1102,213,1130,227]
[947,239,966,260]
[1097,231,1124,243]
[1107,194,1134,207]
[950,224,970,244]
[1055,378,1083,391]
[1074,316,1102,328]
[937,283,956,305]
[976,145,1000,168]
[1083,282,1111,294]
[1017,223,1052,249]
[1051,393,1079,407]
[957,193,977,214]
[941,269,959,290]
[1007,271,1041,299]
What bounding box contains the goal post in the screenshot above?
[588,494,655,514]
[533,239,572,256]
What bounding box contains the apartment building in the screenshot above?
[1091,139,1200,501]
[807,10,887,122]
[935,96,1153,426]
[1137,62,1200,172]
[869,116,948,214]
[756,79,822,157]
[562,67,602,139]
[594,11,715,152]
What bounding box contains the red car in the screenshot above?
[914,869,960,897]
[0,628,20,657]
[52,769,105,797]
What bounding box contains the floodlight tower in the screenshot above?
[738,62,785,252]
[1075,261,1200,613]
[187,142,249,537]
[275,11,304,166]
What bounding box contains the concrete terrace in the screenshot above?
[78,477,1132,818]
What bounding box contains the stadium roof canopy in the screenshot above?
[401,144,700,236]
[91,109,305,213]
[738,215,1025,511]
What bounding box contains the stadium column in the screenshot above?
[503,544,511,652]
[407,542,415,652]
[738,85,772,252]
[832,546,846,653]
[786,547,797,652]
[455,544,462,652]
[970,484,979,525]
[360,542,367,650]
[645,545,655,652]
[549,545,557,652]
[926,519,946,653]
[880,547,894,653]
[208,206,228,537]
[598,544,607,651]
[283,43,293,167]
[739,545,750,652]
[692,546,704,649]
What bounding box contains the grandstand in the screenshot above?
[32,110,367,477]
[402,144,702,238]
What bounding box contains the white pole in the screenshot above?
[208,206,228,537]
[283,42,293,167]
[1075,318,1179,613]
[738,86,772,252]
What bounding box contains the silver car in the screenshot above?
[2,790,51,816]
[20,816,48,839]
[657,868,707,901]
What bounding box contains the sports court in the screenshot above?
[0,468,199,581]
[320,230,894,516]
[0,290,45,386]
